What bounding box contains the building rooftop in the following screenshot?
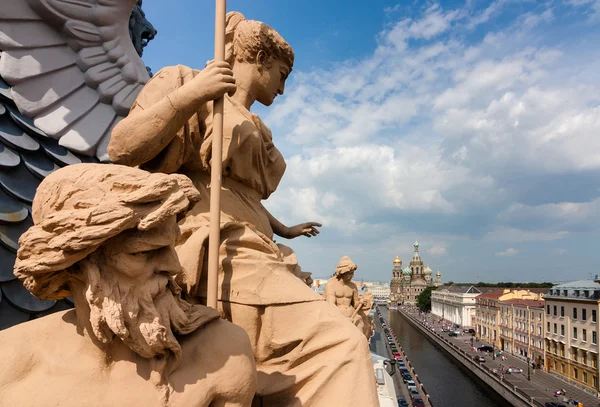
[436,285,482,294]
[552,280,600,289]
[501,299,544,308]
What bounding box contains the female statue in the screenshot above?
[108,12,378,406]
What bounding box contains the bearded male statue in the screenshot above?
[0,164,256,407]
[324,256,373,338]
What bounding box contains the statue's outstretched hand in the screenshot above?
[286,222,322,239]
[193,61,236,101]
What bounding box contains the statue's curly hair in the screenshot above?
[225,11,294,70]
[14,164,200,300]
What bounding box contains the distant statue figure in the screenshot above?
[325,256,374,338]
[108,11,378,406]
[0,164,256,407]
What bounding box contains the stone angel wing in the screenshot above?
[0,0,152,161]
[0,0,156,330]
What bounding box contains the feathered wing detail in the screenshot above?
[0,0,149,160]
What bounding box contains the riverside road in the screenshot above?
[382,306,507,407]
[392,306,600,407]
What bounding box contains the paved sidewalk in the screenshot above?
[403,307,600,407]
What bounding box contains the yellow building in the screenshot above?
[498,299,546,367]
[476,289,546,350]
[545,281,600,392]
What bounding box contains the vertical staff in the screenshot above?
[207,0,226,309]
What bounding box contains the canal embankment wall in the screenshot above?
[398,308,544,407]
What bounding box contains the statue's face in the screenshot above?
[342,271,354,283]
[102,215,181,284]
[255,57,291,107]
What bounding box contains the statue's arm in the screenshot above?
[262,204,322,240]
[108,62,236,167]
[352,286,360,308]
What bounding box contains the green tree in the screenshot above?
[417,286,436,312]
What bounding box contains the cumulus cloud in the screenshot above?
[263,1,600,280]
[427,245,447,255]
[495,248,519,257]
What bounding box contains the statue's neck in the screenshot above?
[229,84,255,111]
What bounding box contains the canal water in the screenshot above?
[385,308,506,407]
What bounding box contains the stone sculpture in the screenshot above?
[0,164,257,406]
[108,11,379,406]
[324,256,374,338]
[0,0,158,328]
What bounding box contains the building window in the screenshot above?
[554,323,557,334]
[548,322,550,332]
[561,306,564,317]
[561,325,565,336]
[583,308,587,321]
[562,363,566,373]
[594,376,598,388]
[585,372,589,383]
[593,310,597,323]
[538,326,542,335]
[547,305,550,314]
[574,327,578,339]
[583,353,588,365]
[574,308,578,319]
[574,368,578,379]
[554,305,557,316]
[583,329,587,342]
[594,331,597,345]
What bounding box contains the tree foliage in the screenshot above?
[417,286,435,312]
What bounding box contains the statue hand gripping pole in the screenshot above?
[207,0,226,309]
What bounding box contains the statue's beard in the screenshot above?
[79,262,217,398]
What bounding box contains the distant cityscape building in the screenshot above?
[369,283,391,301]
[431,285,483,327]
[544,280,600,392]
[498,299,545,367]
[476,289,547,351]
[390,240,440,306]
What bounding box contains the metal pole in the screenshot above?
[527,356,531,381]
[207,0,226,309]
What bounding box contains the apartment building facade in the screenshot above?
[476,289,546,350]
[545,280,600,392]
[498,299,545,367]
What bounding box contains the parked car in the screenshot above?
[508,366,523,373]
[409,389,420,400]
[402,373,412,382]
[397,396,409,407]
[477,356,485,363]
[477,345,494,353]
[413,398,425,407]
[406,380,417,390]
[448,332,458,337]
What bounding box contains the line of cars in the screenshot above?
[377,309,425,407]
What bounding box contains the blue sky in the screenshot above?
[141,0,600,283]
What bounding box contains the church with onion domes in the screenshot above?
[390,240,441,305]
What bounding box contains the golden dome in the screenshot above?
[393,255,402,264]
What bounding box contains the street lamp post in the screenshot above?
[527,356,531,381]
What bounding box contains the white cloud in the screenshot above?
[485,227,569,242]
[262,2,600,280]
[495,248,519,256]
[553,248,567,255]
[428,245,447,255]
